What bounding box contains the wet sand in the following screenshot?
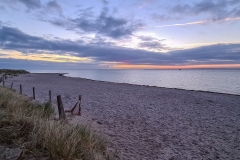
[4,73,240,160]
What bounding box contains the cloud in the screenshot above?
[0,58,103,70]
[156,17,240,28]
[137,35,167,50]
[0,5,6,10]
[138,41,164,50]
[1,0,62,13]
[137,35,164,42]
[152,0,240,22]
[46,0,62,13]
[191,0,233,20]
[1,1,142,39]
[19,0,42,10]
[0,25,240,66]
[151,14,176,22]
[46,7,144,39]
[89,35,115,46]
[138,0,155,9]
[170,4,191,14]
[101,0,109,5]
[0,53,8,56]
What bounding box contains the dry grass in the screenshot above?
[0,86,112,160]
[0,69,29,75]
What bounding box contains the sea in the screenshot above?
[29,69,240,95]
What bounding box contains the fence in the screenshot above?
[1,75,81,121]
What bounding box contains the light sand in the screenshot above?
[4,73,240,160]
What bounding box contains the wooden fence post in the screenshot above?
[20,85,22,94]
[49,90,51,103]
[57,95,66,120]
[33,87,35,99]
[71,95,82,115]
[3,81,4,87]
[78,95,81,115]
[11,83,13,89]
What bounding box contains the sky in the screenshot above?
[0,0,240,69]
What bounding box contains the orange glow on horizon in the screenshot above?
[113,64,240,69]
[0,50,91,63]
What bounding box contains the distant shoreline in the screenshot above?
[28,69,240,95]
[29,72,240,96]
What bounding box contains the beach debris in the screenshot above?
[58,73,68,76]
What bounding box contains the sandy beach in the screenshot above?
[3,73,240,160]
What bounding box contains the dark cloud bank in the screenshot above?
[1,25,240,67]
[19,0,42,10]
[47,7,143,39]
[2,0,142,39]
[2,0,62,13]
[153,0,240,22]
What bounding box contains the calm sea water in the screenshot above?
[29,69,240,95]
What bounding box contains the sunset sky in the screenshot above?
[0,0,240,69]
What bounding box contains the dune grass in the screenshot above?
[0,86,111,159]
[0,69,29,75]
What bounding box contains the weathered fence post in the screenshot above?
[78,95,82,115]
[71,95,82,115]
[11,83,13,89]
[57,95,66,120]
[3,81,4,87]
[33,87,35,99]
[20,85,22,94]
[49,90,51,103]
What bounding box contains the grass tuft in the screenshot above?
[0,86,111,159]
[0,69,29,75]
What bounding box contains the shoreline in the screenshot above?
[4,73,240,159]
[31,72,240,96]
[76,77,240,97]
